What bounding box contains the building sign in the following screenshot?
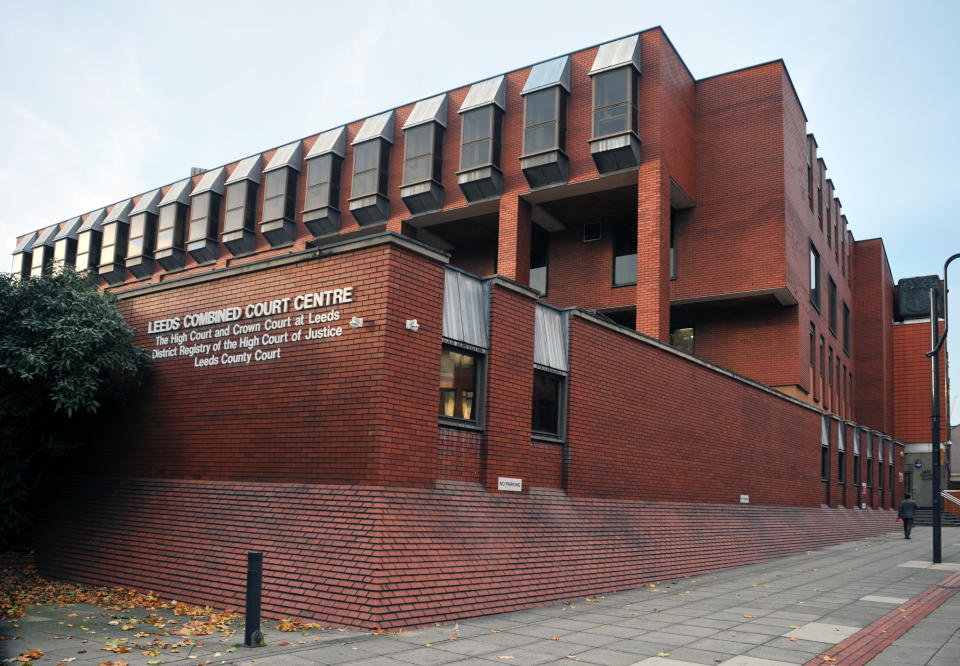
[148,286,354,368]
[739,494,749,504]
[498,477,523,492]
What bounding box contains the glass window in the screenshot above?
[460,106,501,171]
[188,192,221,242]
[532,370,562,436]
[523,88,566,155]
[842,303,851,354]
[819,336,825,380]
[439,346,479,422]
[304,153,342,211]
[821,443,829,481]
[224,181,256,233]
[352,140,390,197]
[809,323,816,368]
[157,204,184,250]
[262,168,296,223]
[828,347,833,387]
[669,212,677,280]
[613,220,637,286]
[807,138,813,203]
[530,225,548,294]
[817,162,823,222]
[403,123,443,185]
[671,327,694,354]
[810,243,821,310]
[828,276,837,334]
[593,68,637,138]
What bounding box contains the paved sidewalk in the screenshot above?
[2,527,959,665]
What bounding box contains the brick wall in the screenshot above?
[853,238,895,432]
[893,319,947,443]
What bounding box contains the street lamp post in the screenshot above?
[927,252,960,565]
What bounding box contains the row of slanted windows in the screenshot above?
[13,35,646,282]
[809,321,853,417]
[820,418,897,505]
[809,242,852,356]
[806,134,851,282]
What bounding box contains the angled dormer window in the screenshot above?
[11,230,38,279]
[303,126,346,239]
[457,75,505,202]
[52,216,83,272]
[75,208,106,274]
[222,155,262,255]
[349,111,393,225]
[98,199,133,285]
[125,189,161,279]
[401,93,447,214]
[29,224,59,277]
[156,178,192,272]
[261,141,302,247]
[187,167,225,263]
[521,55,570,188]
[589,34,641,173]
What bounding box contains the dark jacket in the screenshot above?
[898,498,918,520]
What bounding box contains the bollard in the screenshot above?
[244,551,266,647]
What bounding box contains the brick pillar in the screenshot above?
[636,161,670,342]
[482,280,536,492]
[497,194,532,284]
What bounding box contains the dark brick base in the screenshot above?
[34,478,898,629]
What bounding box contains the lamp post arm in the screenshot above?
[927,252,960,357]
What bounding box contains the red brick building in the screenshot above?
[9,28,946,628]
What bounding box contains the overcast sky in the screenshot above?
[2,0,959,422]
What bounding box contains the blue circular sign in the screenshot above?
[914,460,922,468]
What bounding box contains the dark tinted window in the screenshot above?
[593,67,635,137]
[532,370,562,435]
[613,220,637,286]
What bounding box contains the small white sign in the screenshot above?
[739,494,750,504]
[498,477,523,492]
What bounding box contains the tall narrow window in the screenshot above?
[530,225,548,294]
[810,243,821,310]
[867,433,874,487]
[588,34,641,172]
[842,303,851,354]
[52,216,82,272]
[460,106,501,171]
[828,276,838,334]
[819,336,825,385]
[439,345,480,422]
[837,423,845,483]
[854,430,861,486]
[303,126,346,238]
[817,161,824,222]
[821,417,830,482]
[532,370,563,436]
[187,167,225,263]
[520,55,570,187]
[828,347,834,388]
[261,141,301,247]
[29,225,58,277]
[75,208,106,274]
[670,211,678,280]
[126,189,160,279]
[807,136,814,207]
[809,323,816,369]
[613,220,637,286]
[222,155,261,256]
[457,75,505,201]
[98,199,132,285]
[401,93,446,215]
[825,181,832,246]
[349,111,394,224]
[154,178,191,272]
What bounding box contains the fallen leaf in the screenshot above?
[790,625,801,629]
[790,637,798,642]
[657,652,671,657]
[743,614,757,619]
[67,613,78,618]
[278,641,289,646]
[424,643,432,647]
[550,636,559,641]
[498,657,514,661]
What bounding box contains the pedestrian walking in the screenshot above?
[897,494,918,539]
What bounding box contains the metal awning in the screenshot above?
[522,55,571,95]
[353,111,395,145]
[264,141,303,172]
[442,268,489,349]
[104,199,133,224]
[160,178,193,206]
[403,93,448,129]
[130,189,161,215]
[306,126,347,158]
[53,216,83,241]
[33,224,59,248]
[77,208,106,233]
[192,166,227,196]
[225,155,263,185]
[534,304,568,373]
[590,34,642,75]
[13,230,38,254]
[460,75,506,113]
